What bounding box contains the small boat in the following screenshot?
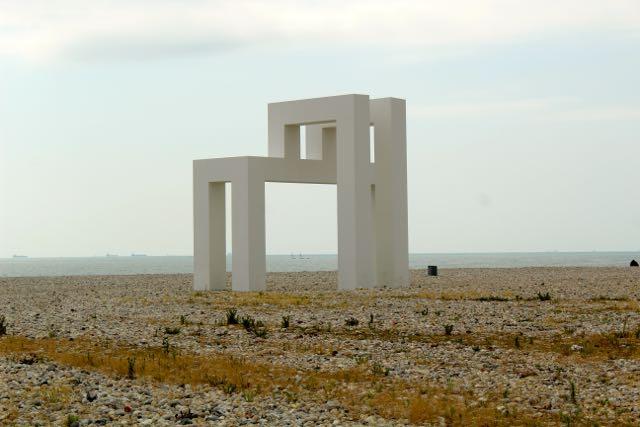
[131,253,147,257]
[12,255,28,258]
[106,254,119,257]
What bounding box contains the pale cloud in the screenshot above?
[411,98,640,121]
[0,0,639,62]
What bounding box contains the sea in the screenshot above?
[1,252,638,277]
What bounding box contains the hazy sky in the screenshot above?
[1,0,639,257]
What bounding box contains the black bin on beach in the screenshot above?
[427,265,438,276]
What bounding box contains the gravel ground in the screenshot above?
[1,268,639,426]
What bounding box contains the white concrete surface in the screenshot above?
[193,94,409,291]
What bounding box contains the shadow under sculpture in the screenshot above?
[193,94,409,291]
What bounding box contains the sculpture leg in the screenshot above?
[336,96,376,290]
[231,175,266,291]
[193,181,227,290]
[371,98,409,288]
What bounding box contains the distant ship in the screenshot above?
[290,253,310,260]
[131,253,147,257]
[106,254,119,257]
[12,255,28,258]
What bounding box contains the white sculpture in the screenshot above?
[193,94,408,291]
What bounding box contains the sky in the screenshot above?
[1,0,639,257]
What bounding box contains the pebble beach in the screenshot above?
[1,267,640,426]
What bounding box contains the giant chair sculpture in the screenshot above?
[193,94,408,291]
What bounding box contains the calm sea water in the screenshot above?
[0,252,637,277]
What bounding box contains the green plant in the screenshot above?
[179,315,192,325]
[372,362,390,376]
[569,380,578,405]
[162,336,170,354]
[614,315,630,338]
[242,390,255,402]
[126,356,136,379]
[241,315,255,331]
[164,326,181,335]
[283,389,298,402]
[226,308,239,325]
[65,414,80,427]
[175,408,196,421]
[502,386,510,399]
[18,353,41,365]
[0,315,6,336]
[355,355,369,365]
[281,315,291,329]
[537,292,551,301]
[420,308,429,316]
[252,324,268,338]
[345,317,359,327]
[85,352,95,366]
[474,296,510,302]
[559,413,575,427]
[239,315,268,338]
[444,324,454,335]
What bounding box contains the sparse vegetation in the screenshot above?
[4,270,640,426]
[0,315,7,336]
[444,324,454,335]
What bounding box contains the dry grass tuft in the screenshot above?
[0,335,566,425]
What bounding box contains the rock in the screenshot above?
[631,260,639,267]
[86,390,98,402]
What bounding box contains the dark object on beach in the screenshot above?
[427,265,438,276]
[631,260,639,267]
